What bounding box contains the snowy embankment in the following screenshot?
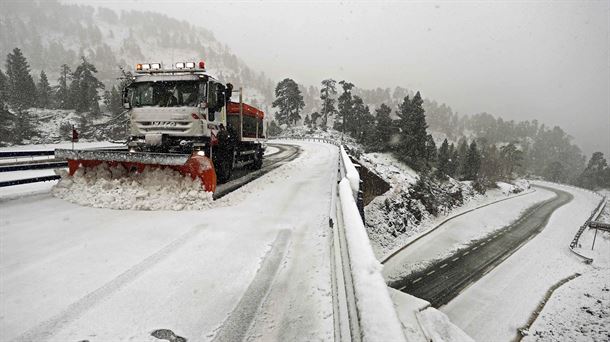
[522,189,609,341]
[1,141,337,342]
[441,181,605,341]
[361,151,530,259]
[382,187,553,281]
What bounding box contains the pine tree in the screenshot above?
[335,80,354,133]
[396,91,429,170]
[436,138,450,179]
[310,111,321,129]
[463,140,481,180]
[13,108,38,143]
[577,152,609,189]
[267,119,282,136]
[71,57,104,116]
[456,137,469,179]
[272,78,304,126]
[425,134,437,166]
[320,78,337,130]
[36,70,52,108]
[304,114,311,128]
[56,64,72,109]
[5,48,37,109]
[0,69,13,145]
[374,103,394,152]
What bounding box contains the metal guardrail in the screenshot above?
[0,175,61,187]
[0,150,55,158]
[0,161,68,173]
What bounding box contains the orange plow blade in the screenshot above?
[55,149,217,193]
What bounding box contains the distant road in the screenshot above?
[389,185,573,307]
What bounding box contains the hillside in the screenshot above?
[0,0,275,109]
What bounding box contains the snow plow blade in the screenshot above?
[54,149,217,193]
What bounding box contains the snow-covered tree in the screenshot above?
[272,78,304,126]
[5,47,37,109]
[36,70,52,108]
[320,78,337,130]
[396,91,429,170]
[71,57,104,116]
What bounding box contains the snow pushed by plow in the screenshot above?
[52,164,213,210]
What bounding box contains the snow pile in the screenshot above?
[339,179,405,341]
[522,270,610,341]
[52,164,213,210]
[497,179,530,195]
[418,307,475,342]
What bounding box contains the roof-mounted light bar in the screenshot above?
[136,63,162,71]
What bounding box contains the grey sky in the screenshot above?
[68,0,609,156]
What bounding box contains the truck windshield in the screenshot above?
[130,81,205,107]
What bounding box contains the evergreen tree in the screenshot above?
[0,69,13,145]
[36,70,52,108]
[436,138,450,179]
[320,78,337,130]
[103,85,123,115]
[447,143,459,178]
[335,80,354,133]
[13,108,38,143]
[5,48,37,109]
[463,140,481,180]
[304,114,311,128]
[267,119,282,136]
[425,134,437,166]
[456,137,469,179]
[310,111,321,129]
[272,78,304,126]
[499,142,523,178]
[71,57,104,115]
[56,64,72,109]
[374,103,394,152]
[396,91,429,170]
[577,152,609,189]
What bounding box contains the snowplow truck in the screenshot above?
[55,60,266,193]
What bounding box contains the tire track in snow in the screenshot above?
[211,229,292,342]
[12,224,208,342]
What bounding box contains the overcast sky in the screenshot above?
[68,0,609,156]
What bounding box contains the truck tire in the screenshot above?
[214,147,234,183]
[250,146,263,170]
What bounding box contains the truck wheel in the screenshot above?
[215,148,234,183]
[250,146,263,170]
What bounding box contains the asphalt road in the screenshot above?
[213,143,301,199]
[389,185,573,308]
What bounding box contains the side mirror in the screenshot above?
[209,111,215,122]
[225,83,233,101]
[216,84,226,109]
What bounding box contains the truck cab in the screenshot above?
[123,61,230,153]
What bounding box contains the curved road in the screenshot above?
[389,185,573,307]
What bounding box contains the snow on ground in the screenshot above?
[359,149,532,259]
[0,140,337,342]
[52,165,214,210]
[382,187,554,281]
[441,181,604,341]
[522,269,610,341]
[522,191,609,341]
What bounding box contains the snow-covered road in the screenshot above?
[0,141,338,341]
[441,182,603,341]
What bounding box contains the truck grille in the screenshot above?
[137,121,192,133]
